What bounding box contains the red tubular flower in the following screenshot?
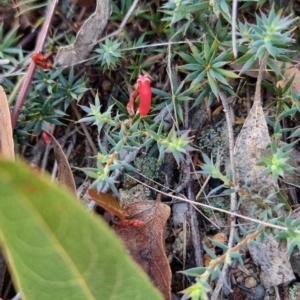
[126,75,152,116]
[136,75,152,116]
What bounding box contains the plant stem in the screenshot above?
[11,0,58,129]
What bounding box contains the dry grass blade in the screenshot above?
[0,86,14,160]
[43,131,76,196]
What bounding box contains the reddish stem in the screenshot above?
[11,0,59,129]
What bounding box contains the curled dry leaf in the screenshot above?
[55,0,111,67]
[87,189,126,226]
[114,200,172,300]
[0,86,14,160]
[42,131,76,196]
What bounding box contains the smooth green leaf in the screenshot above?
[239,55,256,74]
[207,72,219,98]
[0,159,163,300]
[278,107,298,120]
[290,127,300,138]
[180,267,207,277]
[215,68,239,79]
[209,69,228,86]
[204,40,210,62]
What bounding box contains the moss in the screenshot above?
[202,196,230,218]
[133,156,161,180]
[119,184,152,207]
[289,283,300,300]
[198,123,241,165]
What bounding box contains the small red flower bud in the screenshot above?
[32,53,52,69]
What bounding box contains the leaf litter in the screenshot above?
[115,198,172,300]
[234,55,295,287]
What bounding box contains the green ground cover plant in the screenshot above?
[1,0,300,299]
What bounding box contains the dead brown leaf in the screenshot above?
[212,105,223,115]
[276,62,300,94]
[55,0,111,67]
[43,131,76,196]
[234,56,295,287]
[0,86,14,160]
[234,98,271,188]
[212,233,227,246]
[115,200,172,300]
[203,253,212,267]
[87,189,126,226]
[234,55,275,204]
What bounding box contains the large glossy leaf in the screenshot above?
[0,159,163,300]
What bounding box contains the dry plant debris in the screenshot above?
[55,0,111,67]
[43,130,77,196]
[115,200,172,300]
[0,86,14,160]
[234,56,294,287]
